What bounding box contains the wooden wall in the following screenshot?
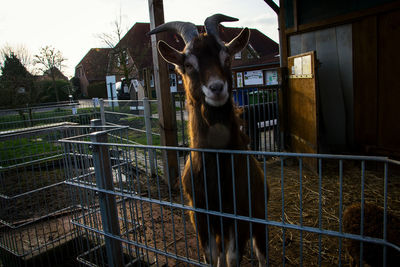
[353,8,400,156]
[289,24,353,153]
[282,0,400,156]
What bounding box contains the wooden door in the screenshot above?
[287,51,319,163]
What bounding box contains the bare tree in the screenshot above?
[0,43,36,74]
[97,16,138,86]
[33,46,67,102]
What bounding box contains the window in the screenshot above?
[150,74,154,87]
[125,51,129,65]
[234,51,242,59]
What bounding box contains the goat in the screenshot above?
[149,14,269,266]
[342,202,400,267]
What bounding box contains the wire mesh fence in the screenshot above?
[0,100,99,133]
[0,124,88,266]
[59,126,400,267]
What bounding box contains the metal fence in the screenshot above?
[98,86,280,152]
[233,86,280,152]
[98,96,188,148]
[59,126,400,267]
[0,124,87,266]
[0,100,98,133]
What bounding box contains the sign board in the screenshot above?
[169,74,177,92]
[290,55,313,78]
[106,75,118,106]
[93,98,99,107]
[236,72,243,87]
[266,70,279,85]
[287,51,318,169]
[244,70,263,86]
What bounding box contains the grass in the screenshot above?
[0,107,99,132]
[0,137,61,166]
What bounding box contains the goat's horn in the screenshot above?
[147,21,199,45]
[204,14,238,39]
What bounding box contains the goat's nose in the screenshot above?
[209,83,223,94]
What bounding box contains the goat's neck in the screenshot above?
[187,100,239,149]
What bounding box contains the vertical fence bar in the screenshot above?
[299,157,303,267]
[318,158,322,266]
[90,131,123,267]
[143,97,155,176]
[99,99,106,126]
[338,160,343,267]
[360,161,365,267]
[383,161,388,267]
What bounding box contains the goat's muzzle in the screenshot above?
[202,79,229,107]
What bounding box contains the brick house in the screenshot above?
[75,48,111,96]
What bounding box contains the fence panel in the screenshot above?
[0,100,99,132]
[233,86,280,152]
[60,127,400,267]
[0,124,101,266]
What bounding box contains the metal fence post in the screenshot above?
[108,83,115,111]
[90,119,102,131]
[90,131,124,267]
[99,98,106,126]
[143,97,156,176]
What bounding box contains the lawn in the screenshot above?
[0,107,99,132]
[0,137,61,167]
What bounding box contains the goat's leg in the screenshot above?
[253,223,268,267]
[201,231,219,266]
[223,224,248,267]
[195,215,219,266]
[224,230,239,267]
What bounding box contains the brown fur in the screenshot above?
[157,30,269,265]
[343,203,400,267]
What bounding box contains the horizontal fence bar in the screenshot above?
[59,138,394,163]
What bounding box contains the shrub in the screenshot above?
[35,80,70,102]
[87,81,107,98]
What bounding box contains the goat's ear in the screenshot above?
[157,40,184,66]
[226,27,250,56]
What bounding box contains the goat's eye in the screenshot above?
[184,63,193,71]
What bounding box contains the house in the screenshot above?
[35,66,68,82]
[75,48,111,96]
[266,0,400,157]
[75,22,279,100]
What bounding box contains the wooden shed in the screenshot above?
[271,0,400,157]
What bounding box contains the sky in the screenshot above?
[0,0,279,78]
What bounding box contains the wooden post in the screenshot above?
[148,0,179,185]
[278,0,289,150]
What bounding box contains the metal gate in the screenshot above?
[59,125,400,267]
